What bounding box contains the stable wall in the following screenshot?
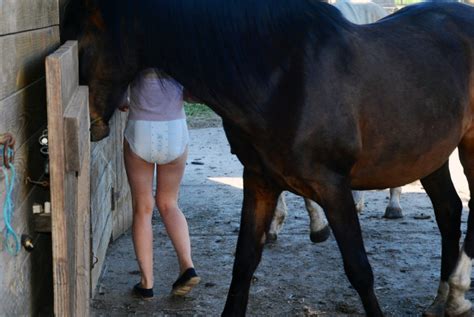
[0,0,59,315]
[90,110,132,294]
[0,1,133,312]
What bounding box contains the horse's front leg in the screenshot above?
[222,168,281,316]
[318,175,383,316]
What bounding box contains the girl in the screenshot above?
[121,69,200,299]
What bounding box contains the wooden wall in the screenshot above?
[0,1,133,314]
[0,0,59,315]
[90,109,132,294]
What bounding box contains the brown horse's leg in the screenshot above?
[443,140,474,316]
[419,162,463,317]
[318,175,383,316]
[222,168,280,317]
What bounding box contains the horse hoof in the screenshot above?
[454,310,473,317]
[384,207,403,219]
[446,300,473,317]
[446,309,473,317]
[310,225,330,243]
[266,232,278,243]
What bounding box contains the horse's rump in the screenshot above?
[301,4,474,189]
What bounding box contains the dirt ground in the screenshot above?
[91,122,474,317]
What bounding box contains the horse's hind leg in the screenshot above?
[384,187,403,219]
[267,194,331,244]
[304,198,331,243]
[222,168,280,316]
[442,141,474,317]
[318,175,382,316]
[267,193,288,243]
[352,190,365,213]
[419,162,463,317]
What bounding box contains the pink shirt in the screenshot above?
[127,69,185,121]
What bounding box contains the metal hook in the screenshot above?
[0,133,15,169]
[25,177,50,188]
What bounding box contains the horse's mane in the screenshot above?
[98,0,350,107]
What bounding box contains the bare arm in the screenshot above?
[118,86,130,112]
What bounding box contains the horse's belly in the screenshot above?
[349,140,458,189]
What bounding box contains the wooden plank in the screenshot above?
[64,87,89,173]
[46,40,89,317]
[90,137,116,233]
[111,112,124,240]
[0,80,47,152]
[110,111,133,240]
[121,113,133,231]
[89,159,112,295]
[0,0,59,36]
[65,172,77,314]
[75,120,91,317]
[0,26,59,101]
[46,41,79,109]
[46,42,73,316]
[91,210,113,295]
[91,162,113,254]
[0,79,49,213]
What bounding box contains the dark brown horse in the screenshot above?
[62,0,474,315]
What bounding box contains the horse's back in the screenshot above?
[382,2,474,32]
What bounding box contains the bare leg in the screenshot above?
[124,140,155,289]
[155,148,194,273]
[384,187,403,219]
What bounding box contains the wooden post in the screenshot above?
[45,41,91,317]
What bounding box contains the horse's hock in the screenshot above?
[0,2,132,315]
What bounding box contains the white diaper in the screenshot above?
[124,119,189,164]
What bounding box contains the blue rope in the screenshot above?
[2,148,19,256]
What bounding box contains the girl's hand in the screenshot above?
[119,87,130,112]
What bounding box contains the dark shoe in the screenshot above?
[132,283,154,300]
[171,268,201,296]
